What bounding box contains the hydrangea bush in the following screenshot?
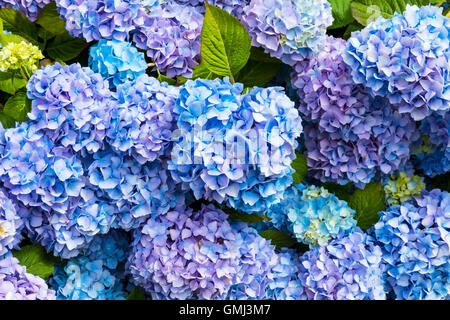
[0,0,448,302]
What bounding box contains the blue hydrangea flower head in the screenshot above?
[374,189,450,300]
[89,39,147,89]
[0,256,56,300]
[126,204,244,300]
[0,188,22,258]
[107,74,179,164]
[299,229,386,300]
[49,230,129,300]
[241,0,333,65]
[383,172,426,206]
[55,0,146,42]
[344,5,450,121]
[0,0,51,21]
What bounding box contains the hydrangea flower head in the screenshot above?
[172,0,250,19]
[0,41,44,72]
[0,256,56,300]
[344,5,450,120]
[0,0,51,21]
[383,172,426,206]
[107,74,179,164]
[0,189,22,258]
[89,39,147,89]
[299,229,386,300]
[55,0,146,42]
[132,1,204,78]
[126,204,243,300]
[241,0,333,65]
[374,189,450,300]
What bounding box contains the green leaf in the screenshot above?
[46,33,88,61]
[249,47,281,64]
[0,71,27,95]
[3,91,30,123]
[222,206,271,223]
[0,8,38,43]
[201,2,251,80]
[177,61,220,85]
[351,0,432,26]
[323,182,353,202]
[157,74,177,85]
[235,59,281,88]
[292,152,308,184]
[348,182,386,229]
[36,2,66,35]
[329,0,355,29]
[428,172,450,193]
[0,33,27,47]
[343,22,364,40]
[0,111,15,128]
[260,229,297,250]
[0,17,3,34]
[126,287,146,300]
[12,245,58,280]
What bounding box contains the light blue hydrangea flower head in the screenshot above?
[0,189,22,258]
[26,63,114,156]
[267,184,357,246]
[0,0,51,21]
[126,204,244,300]
[89,39,147,89]
[132,2,204,78]
[299,229,386,300]
[169,78,302,213]
[55,0,146,42]
[374,189,450,300]
[344,5,450,121]
[49,230,129,300]
[0,256,56,300]
[107,74,179,164]
[383,172,426,206]
[241,0,333,65]
[411,112,450,177]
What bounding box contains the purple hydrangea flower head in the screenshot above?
[0,189,22,257]
[88,39,147,89]
[343,5,450,121]
[241,0,333,65]
[55,0,146,42]
[373,189,450,300]
[173,0,251,19]
[107,74,179,164]
[411,112,450,177]
[88,149,184,230]
[132,2,203,78]
[0,0,51,21]
[49,230,129,300]
[0,256,56,300]
[169,78,302,213]
[126,204,243,300]
[26,63,114,156]
[299,229,386,300]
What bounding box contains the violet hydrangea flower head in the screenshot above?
[55,0,146,42]
[169,78,301,213]
[107,74,179,164]
[88,39,147,89]
[343,5,450,121]
[241,0,333,65]
[26,63,114,156]
[0,256,56,300]
[126,204,244,300]
[0,0,51,22]
[132,1,203,78]
[373,189,450,300]
[49,230,129,300]
[299,229,386,300]
[411,112,450,177]
[0,189,22,258]
[383,172,426,206]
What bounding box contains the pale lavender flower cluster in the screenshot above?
[132,2,204,78]
[299,229,386,300]
[55,0,146,42]
[0,0,51,21]
[169,78,302,213]
[0,256,55,300]
[373,189,450,300]
[241,0,333,65]
[344,5,450,121]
